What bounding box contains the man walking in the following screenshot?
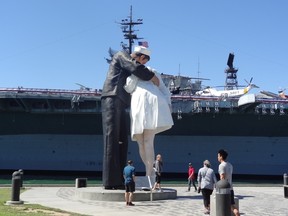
[217,149,240,216]
[187,162,197,192]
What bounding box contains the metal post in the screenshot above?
[215,179,231,216]
[284,173,288,198]
[6,170,24,205]
[75,178,87,188]
[147,176,153,201]
[18,169,24,188]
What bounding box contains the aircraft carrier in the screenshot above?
[1,82,288,176]
[0,7,287,177]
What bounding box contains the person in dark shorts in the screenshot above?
[123,160,136,206]
[152,154,163,192]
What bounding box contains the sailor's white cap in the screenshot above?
[133,46,151,57]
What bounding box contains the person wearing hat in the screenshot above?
[101,46,159,189]
[187,163,197,192]
[197,160,217,215]
[125,47,173,177]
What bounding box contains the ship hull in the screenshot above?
[0,133,287,176]
[1,90,288,176]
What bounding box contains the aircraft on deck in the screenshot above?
[260,89,288,99]
[195,78,259,98]
[75,83,92,91]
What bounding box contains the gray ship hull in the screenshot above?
[1,133,287,176]
[1,87,288,176]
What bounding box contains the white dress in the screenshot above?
[130,71,174,141]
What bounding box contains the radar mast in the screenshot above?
[225,53,238,90]
[119,6,144,54]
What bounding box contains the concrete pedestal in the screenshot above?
[74,176,176,202]
[75,187,177,201]
[135,176,155,190]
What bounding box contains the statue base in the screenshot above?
[74,176,176,202]
[75,186,177,201]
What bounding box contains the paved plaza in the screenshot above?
[20,186,288,216]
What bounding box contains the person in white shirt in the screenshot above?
[218,149,240,216]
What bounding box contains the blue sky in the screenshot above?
[0,1,287,93]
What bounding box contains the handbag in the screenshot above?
[124,74,138,93]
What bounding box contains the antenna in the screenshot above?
[119,6,143,54]
[197,57,200,79]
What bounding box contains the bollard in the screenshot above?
[284,173,288,198]
[215,179,231,216]
[18,169,24,188]
[6,170,24,205]
[75,178,87,188]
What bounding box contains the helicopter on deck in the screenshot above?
[195,53,259,98]
[195,78,259,98]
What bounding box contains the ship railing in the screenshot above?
[171,94,288,103]
[256,97,288,104]
[0,87,102,97]
[171,95,227,101]
[171,94,288,115]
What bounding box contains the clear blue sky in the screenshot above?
[0,0,287,93]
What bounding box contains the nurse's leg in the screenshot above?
[143,129,156,176]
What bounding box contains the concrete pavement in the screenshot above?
[20,186,288,216]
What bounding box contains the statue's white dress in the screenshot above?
[130,72,173,141]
